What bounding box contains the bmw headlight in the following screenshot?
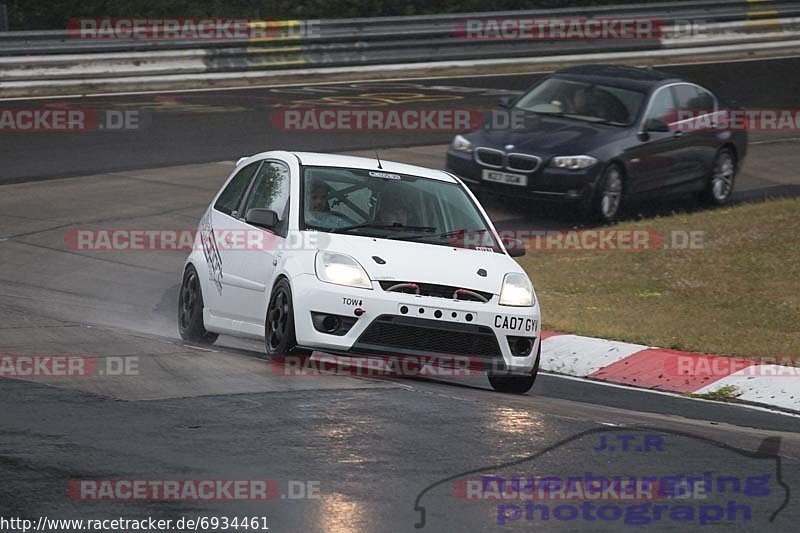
[499,272,535,307]
[550,155,598,170]
[315,252,372,289]
[450,134,474,154]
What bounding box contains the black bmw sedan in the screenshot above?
[446,65,748,222]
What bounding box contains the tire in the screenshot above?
[178,265,218,345]
[701,148,737,205]
[265,278,312,359]
[488,342,540,394]
[591,163,625,224]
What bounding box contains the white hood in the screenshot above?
[317,233,520,294]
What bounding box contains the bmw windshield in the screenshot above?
[301,166,499,251]
[514,77,646,126]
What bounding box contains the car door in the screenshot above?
[203,160,262,316]
[216,159,291,325]
[625,85,690,194]
[668,83,719,188]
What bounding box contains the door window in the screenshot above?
[673,84,716,116]
[214,162,261,216]
[644,88,677,128]
[242,161,291,235]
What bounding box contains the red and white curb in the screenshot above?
[540,331,800,414]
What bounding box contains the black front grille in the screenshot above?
[379,281,492,303]
[354,315,502,358]
[507,154,541,172]
[475,148,503,168]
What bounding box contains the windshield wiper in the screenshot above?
[399,228,491,242]
[329,222,437,234]
[560,113,625,126]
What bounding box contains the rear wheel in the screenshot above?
[488,343,540,394]
[701,148,736,205]
[178,265,218,345]
[265,278,311,359]
[591,163,625,223]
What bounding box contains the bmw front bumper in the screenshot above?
[446,150,603,203]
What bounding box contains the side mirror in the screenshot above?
[245,208,279,230]
[503,237,526,258]
[497,96,513,108]
[644,117,669,132]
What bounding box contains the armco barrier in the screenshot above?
[1,0,800,96]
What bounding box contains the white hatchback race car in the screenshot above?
[179,151,542,393]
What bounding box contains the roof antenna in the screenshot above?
[375,151,383,169]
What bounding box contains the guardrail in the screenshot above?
[1,0,800,96]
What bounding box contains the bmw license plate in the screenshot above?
[482,169,528,186]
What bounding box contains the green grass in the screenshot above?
[517,198,800,357]
[685,385,742,402]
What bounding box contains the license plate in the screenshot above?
[482,169,528,186]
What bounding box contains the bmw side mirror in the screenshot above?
[645,118,669,132]
[503,237,526,258]
[245,208,279,230]
[498,96,513,108]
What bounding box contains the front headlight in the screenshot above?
[550,155,598,170]
[499,272,535,307]
[315,252,372,289]
[450,134,474,154]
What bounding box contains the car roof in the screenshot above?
[292,152,458,183]
[553,64,681,92]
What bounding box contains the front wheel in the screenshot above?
[178,265,218,344]
[590,163,625,223]
[488,343,540,394]
[701,148,737,205]
[265,278,311,359]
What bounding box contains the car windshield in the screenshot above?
[513,77,645,126]
[302,166,499,251]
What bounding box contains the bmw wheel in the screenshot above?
[178,264,218,345]
[702,148,736,205]
[592,163,625,223]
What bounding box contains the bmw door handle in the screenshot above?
[673,130,684,138]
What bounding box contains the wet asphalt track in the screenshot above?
[1,57,800,532]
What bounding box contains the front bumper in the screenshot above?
[446,150,603,202]
[291,274,541,373]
